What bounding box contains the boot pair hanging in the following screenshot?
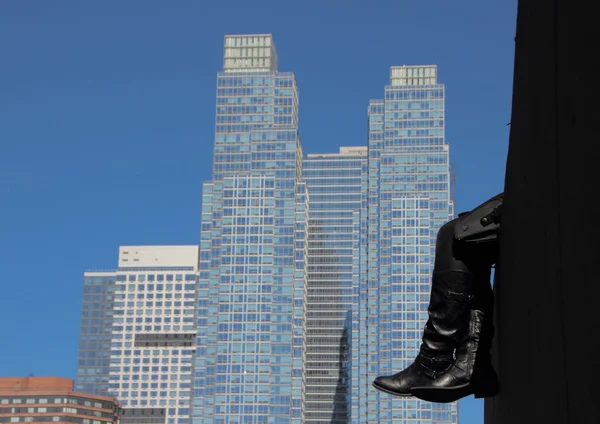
[373,192,503,403]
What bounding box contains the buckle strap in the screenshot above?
[481,205,503,227]
[418,354,453,378]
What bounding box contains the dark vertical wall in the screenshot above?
[485,0,599,423]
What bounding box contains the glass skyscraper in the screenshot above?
[363,65,456,423]
[193,35,306,424]
[303,147,368,423]
[76,34,460,423]
[193,35,458,423]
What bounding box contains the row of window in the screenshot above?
[115,274,194,282]
[220,200,275,209]
[216,105,274,114]
[380,154,448,166]
[112,371,190,382]
[0,398,111,410]
[114,390,190,399]
[108,381,188,389]
[0,406,111,418]
[223,45,274,59]
[104,346,192,356]
[108,351,193,361]
[111,325,193,332]
[0,418,107,424]
[215,120,294,133]
[117,285,195,294]
[113,308,194,316]
[216,86,277,95]
[119,398,188,408]
[115,300,194,308]
[224,34,272,47]
[116,292,193,300]
[215,96,273,107]
[216,114,273,124]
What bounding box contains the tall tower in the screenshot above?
[193,34,307,424]
[303,147,368,423]
[363,65,457,423]
[76,245,200,424]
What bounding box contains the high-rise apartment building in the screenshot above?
[77,35,458,424]
[193,34,307,424]
[302,147,368,423]
[363,65,456,423]
[76,245,199,424]
[193,35,457,424]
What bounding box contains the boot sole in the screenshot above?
[411,383,473,403]
[372,381,413,397]
[411,379,499,403]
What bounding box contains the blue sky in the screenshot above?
[0,1,516,422]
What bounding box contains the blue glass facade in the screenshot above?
[303,148,368,423]
[75,273,117,396]
[194,35,459,423]
[193,35,306,424]
[363,65,457,423]
[78,41,459,424]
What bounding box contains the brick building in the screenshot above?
[0,377,121,424]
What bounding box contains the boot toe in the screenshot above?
[372,375,411,396]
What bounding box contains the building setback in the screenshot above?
[76,34,459,424]
[76,245,199,424]
[364,65,456,423]
[193,34,306,424]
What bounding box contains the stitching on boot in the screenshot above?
[447,290,474,301]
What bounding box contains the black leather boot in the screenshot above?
[472,282,499,399]
[411,271,499,403]
[372,221,475,397]
[411,308,484,403]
